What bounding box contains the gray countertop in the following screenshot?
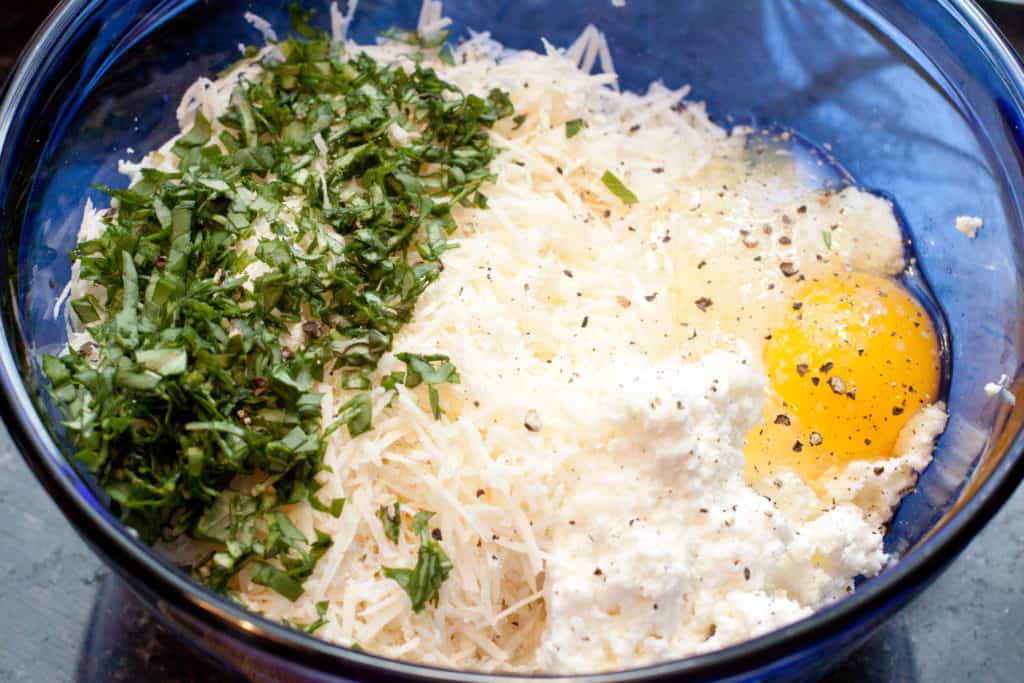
[1,419,1022,681]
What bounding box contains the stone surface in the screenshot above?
[823,488,1024,683]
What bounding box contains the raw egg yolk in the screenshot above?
[745,271,941,483]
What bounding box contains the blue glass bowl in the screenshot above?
[2,1,1023,680]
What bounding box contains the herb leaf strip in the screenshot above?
[45,16,511,601]
[382,511,452,612]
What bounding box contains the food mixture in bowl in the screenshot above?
[43,1,948,673]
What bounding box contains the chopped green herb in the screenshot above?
[310,492,346,518]
[327,393,373,438]
[383,511,452,612]
[135,348,187,376]
[395,353,460,387]
[822,229,832,251]
[246,525,332,602]
[42,355,70,386]
[288,4,321,40]
[512,114,527,130]
[70,294,101,324]
[252,563,306,601]
[173,111,212,152]
[378,26,450,49]
[391,353,460,419]
[438,44,455,66]
[601,170,639,206]
[303,600,331,634]
[428,386,443,420]
[378,502,402,544]
[565,118,586,138]
[43,12,512,600]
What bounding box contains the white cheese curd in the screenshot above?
[955,214,983,238]
[984,374,1016,405]
[67,4,949,674]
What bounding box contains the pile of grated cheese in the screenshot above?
[252,25,711,670]
[67,4,949,673]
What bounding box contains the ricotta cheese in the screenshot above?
[956,215,983,238]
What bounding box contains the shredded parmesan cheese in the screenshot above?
[330,0,358,43]
[243,11,279,43]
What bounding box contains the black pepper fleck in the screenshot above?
[251,377,268,396]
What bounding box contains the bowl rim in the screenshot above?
[2,0,1024,680]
